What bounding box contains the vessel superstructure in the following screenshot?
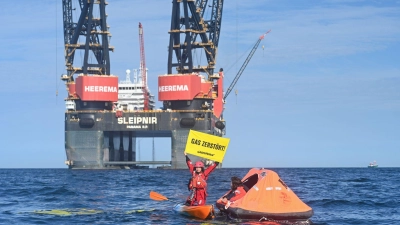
[117,69,155,111]
[368,161,378,168]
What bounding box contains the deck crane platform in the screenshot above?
[223,30,271,101]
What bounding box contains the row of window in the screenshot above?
[119,87,143,90]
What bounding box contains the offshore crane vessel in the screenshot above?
[61,0,226,169]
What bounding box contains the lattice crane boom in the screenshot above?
[139,22,149,110]
[61,0,113,80]
[167,0,224,76]
[224,30,271,101]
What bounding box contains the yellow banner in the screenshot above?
[185,130,230,163]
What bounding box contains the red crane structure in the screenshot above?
[139,22,149,110]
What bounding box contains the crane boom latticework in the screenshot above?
[167,0,224,76]
[139,22,149,110]
[224,30,271,101]
[62,0,113,79]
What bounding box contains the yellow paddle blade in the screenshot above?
[149,191,169,201]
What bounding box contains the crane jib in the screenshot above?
[223,30,271,101]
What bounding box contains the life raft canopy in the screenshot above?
[216,168,313,221]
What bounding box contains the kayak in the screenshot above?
[173,203,215,220]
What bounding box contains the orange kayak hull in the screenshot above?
[173,203,215,220]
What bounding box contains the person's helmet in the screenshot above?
[194,161,204,168]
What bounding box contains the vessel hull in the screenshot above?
[173,203,215,220]
[64,110,223,169]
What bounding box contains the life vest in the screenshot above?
[189,172,207,190]
[229,186,247,202]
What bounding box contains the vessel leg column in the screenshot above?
[171,129,190,169]
[119,131,124,161]
[65,130,105,169]
[108,132,115,161]
[128,131,133,161]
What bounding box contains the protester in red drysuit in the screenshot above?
[218,176,247,205]
[184,151,219,206]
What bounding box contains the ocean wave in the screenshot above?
[1,168,399,224]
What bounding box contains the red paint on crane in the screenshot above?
[75,75,118,101]
[158,74,202,100]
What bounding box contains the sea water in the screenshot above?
[0,168,399,224]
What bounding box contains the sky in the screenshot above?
[0,0,399,168]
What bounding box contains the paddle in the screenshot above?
[149,191,173,201]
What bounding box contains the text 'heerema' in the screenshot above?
[158,85,189,92]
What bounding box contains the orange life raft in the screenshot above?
[215,168,313,222]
